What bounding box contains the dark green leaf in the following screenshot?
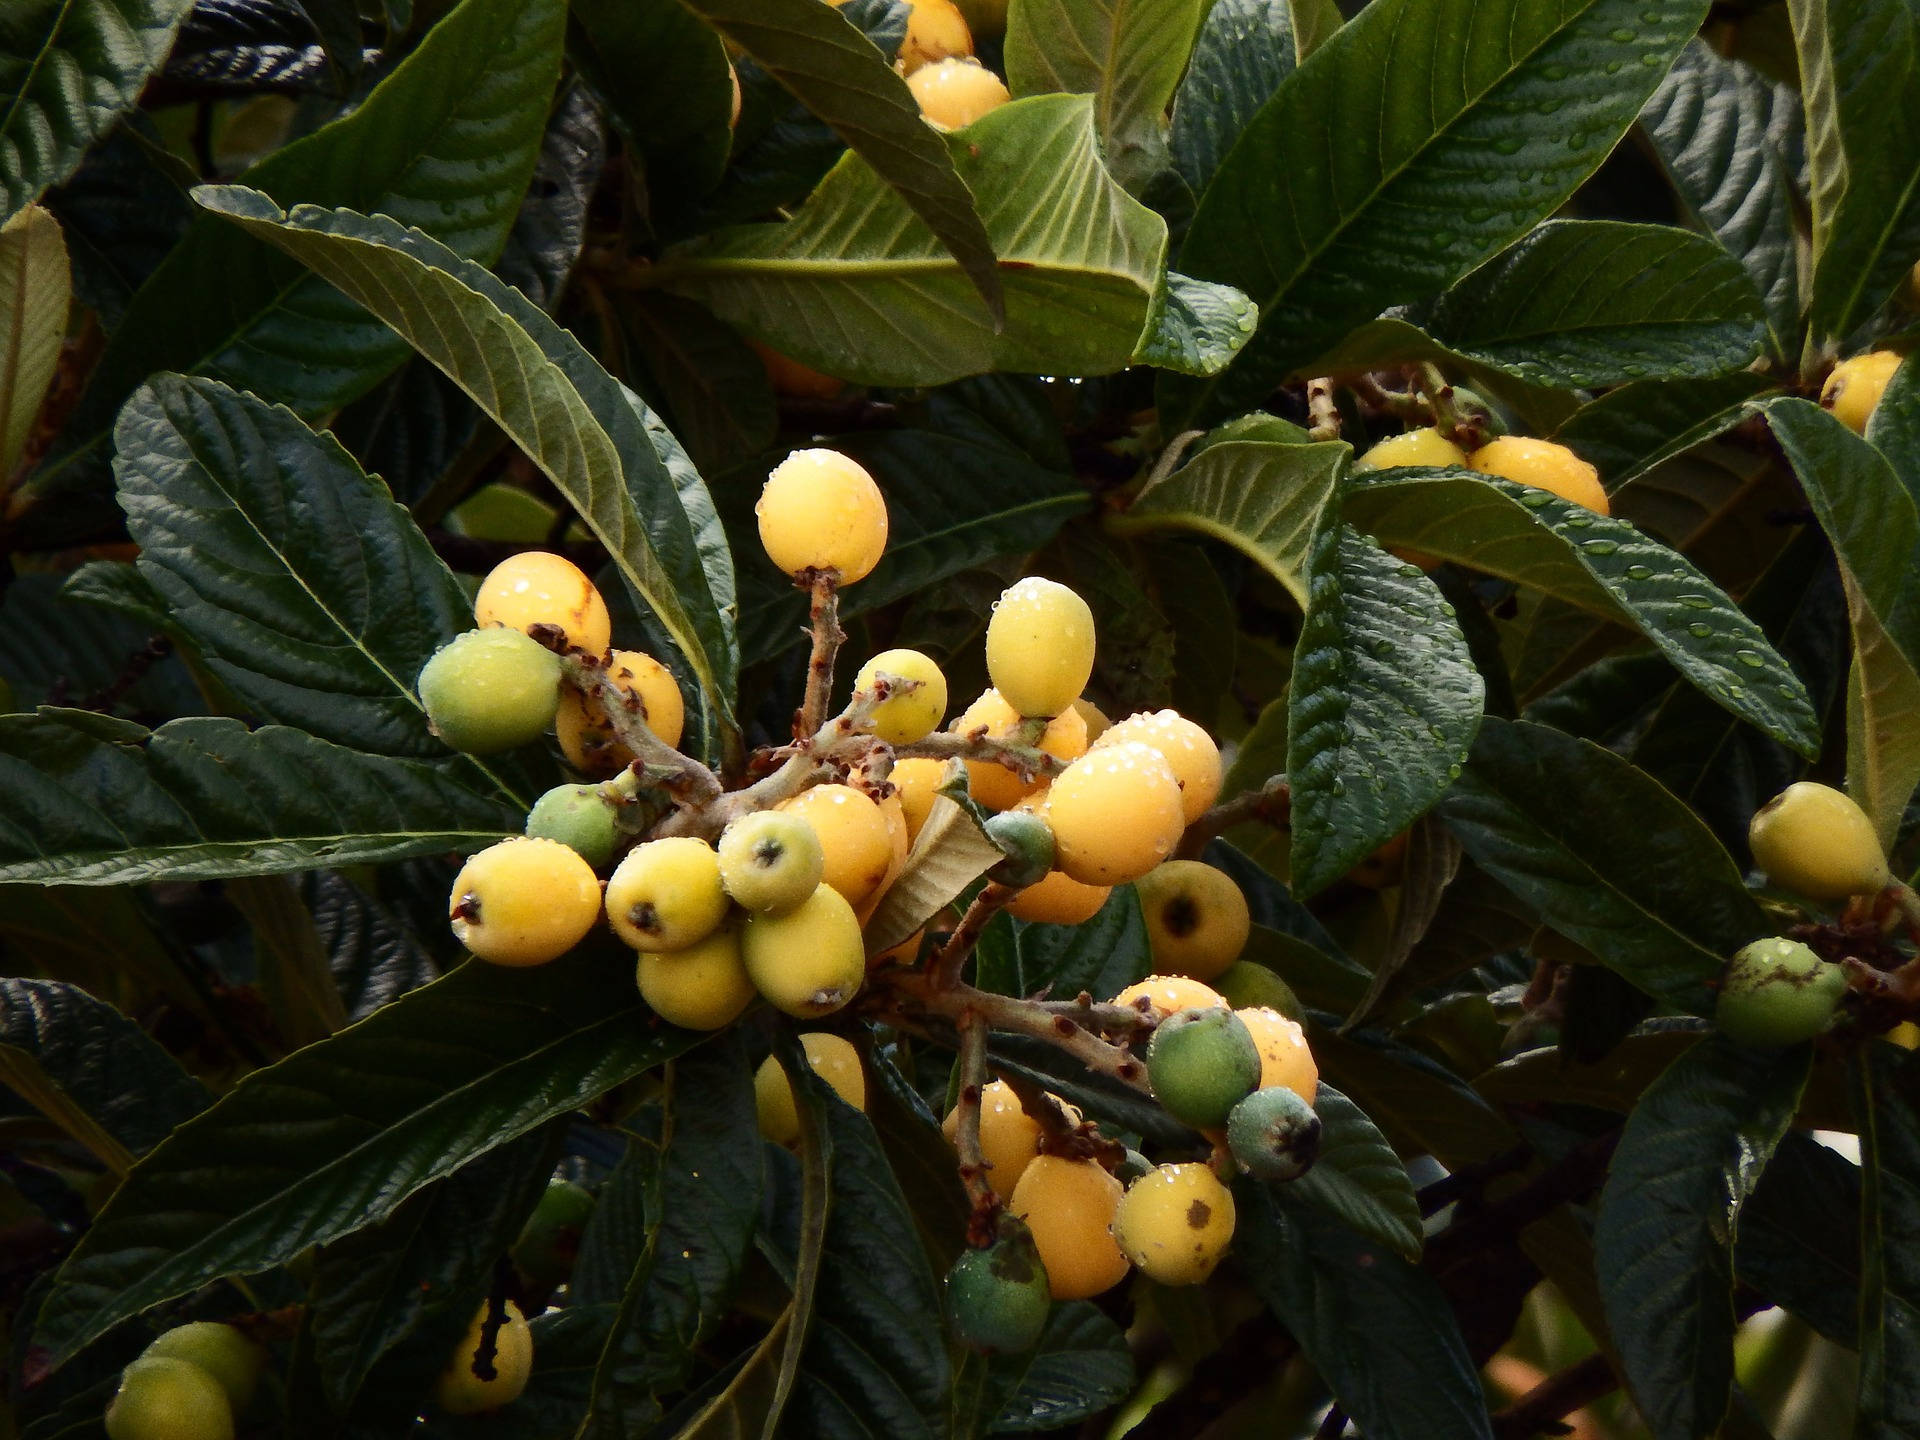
[673,0,1001,319]
[1640,40,1802,347]
[1409,220,1770,388]
[659,96,1159,387]
[1286,1083,1422,1261]
[0,0,194,219]
[974,886,1150,1002]
[1236,1184,1494,1440]
[113,375,477,759]
[1593,1034,1811,1440]
[0,571,199,720]
[195,188,742,742]
[1165,0,1712,423]
[865,1052,969,1277]
[1003,0,1206,193]
[1792,0,1920,341]
[1856,1047,1920,1438]
[1288,522,1483,897]
[34,0,565,501]
[0,977,209,1161]
[1134,273,1259,377]
[308,1126,560,1411]
[1108,439,1345,611]
[583,1037,764,1439]
[1168,0,1298,198]
[1440,718,1767,1011]
[39,121,193,331]
[33,947,700,1364]
[1551,372,1772,486]
[300,870,438,1022]
[0,711,521,885]
[1345,468,1822,755]
[966,1302,1133,1434]
[1736,1129,1860,1347]
[569,0,733,209]
[499,82,605,311]
[620,292,778,478]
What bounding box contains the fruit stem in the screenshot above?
[798,570,845,739]
[1412,363,1478,449]
[929,883,1017,990]
[1133,428,1205,500]
[1305,377,1341,442]
[1178,774,1289,859]
[894,731,1069,786]
[1887,881,1920,940]
[953,1009,999,1220]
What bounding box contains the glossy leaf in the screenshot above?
[1736,1129,1861,1346]
[0,204,69,476]
[308,1126,559,1410]
[1791,0,1920,341]
[1408,220,1770,388]
[1133,272,1259,377]
[38,0,564,494]
[583,1039,764,1439]
[196,189,742,741]
[1168,0,1298,198]
[1287,1083,1422,1261]
[301,870,438,1022]
[1004,0,1206,193]
[1345,468,1822,755]
[0,711,521,885]
[1236,1184,1494,1440]
[0,977,208,1169]
[1108,438,1345,611]
[1854,1048,1920,1437]
[1288,522,1483,897]
[1593,1034,1810,1440]
[619,292,777,478]
[0,0,194,219]
[113,375,478,758]
[1640,40,1802,347]
[32,948,700,1363]
[967,1303,1133,1434]
[1165,0,1712,423]
[1551,372,1771,486]
[657,96,1162,387]
[677,0,1001,319]
[1440,718,1767,1010]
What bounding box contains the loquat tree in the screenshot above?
[0,0,1918,1435]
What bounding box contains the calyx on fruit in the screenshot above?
[1227,1085,1322,1182]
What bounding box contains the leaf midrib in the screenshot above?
[0,0,84,154]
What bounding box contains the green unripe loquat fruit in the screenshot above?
[1468,436,1608,515]
[854,648,949,744]
[1111,1162,1237,1285]
[525,783,619,868]
[757,449,888,583]
[637,922,757,1030]
[986,810,1056,890]
[434,1300,533,1415]
[1147,1006,1261,1130]
[1822,350,1903,434]
[511,1179,595,1291]
[418,628,562,754]
[445,483,559,543]
[754,1032,867,1144]
[718,811,825,914]
[106,1357,234,1440]
[1213,962,1305,1022]
[1716,937,1849,1047]
[449,837,601,966]
[1007,1154,1130,1300]
[946,1215,1050,1352]
[474,551,611,656]
[605,837,729,952]
[741,884,866,1017]
[985,577,1096,719]
[1227,1085,1322,1182]
[140,1323,265,1414]
[1748,781,1891,901]
[1134,861,1250,982]
[1354,427,1468,472]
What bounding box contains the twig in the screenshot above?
[996,1070,1083,1139]
[1135,428,1206,499]
[895,731,1069,786]
[799,571,844,738]
[1306,378,1341,442]
[1350,372,1430,421]
[1489,1353,1619,1439]
[931,884,1017,990]
[1426,1130,1619,1266]
[884,972,1153,1094]
[551,645,723,810]
[1413,363,1486,450]
[1178,775,1289,858]
[954,1010,997,1230]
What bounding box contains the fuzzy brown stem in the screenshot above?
[551,646,724,810]
[1306,378,1341,442]
[885,972,1153,1094]
[1179,775,1290,858]
[799,571,845,738]
[931,883,1017,991]
[895,731,1069,786]
[954,1010,997,1222]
